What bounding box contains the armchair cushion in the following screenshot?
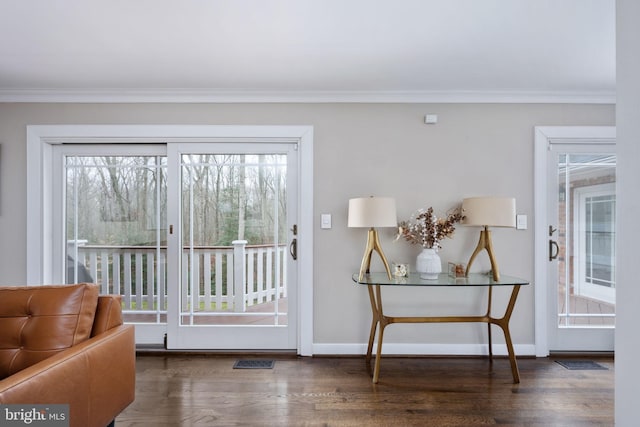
[0,283,99,379]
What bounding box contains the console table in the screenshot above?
[353,272,529,384]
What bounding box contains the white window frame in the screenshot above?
[574,183,616,304]
[26,125,314,356]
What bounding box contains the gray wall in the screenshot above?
[616,0,639,424]
[0,102,614,350]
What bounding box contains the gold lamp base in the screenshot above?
[465,226,501,281]
[358,228,392,281]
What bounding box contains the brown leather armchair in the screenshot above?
[0,284,135,427]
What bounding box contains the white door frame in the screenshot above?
[26,124,314,356]
[533,126,616,357]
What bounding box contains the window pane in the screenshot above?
[66,156,167,324]
[179,153,288,326]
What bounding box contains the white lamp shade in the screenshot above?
[462,197,516,228]
[348,197,397,228]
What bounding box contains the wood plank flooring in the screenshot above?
[116,355,613,426]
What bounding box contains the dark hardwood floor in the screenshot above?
[117,354,613,426]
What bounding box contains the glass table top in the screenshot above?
[353,272,529,287]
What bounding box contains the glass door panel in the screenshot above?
[556,154,616,327]
[179,154,288,327]
[65,155,167,325]
[548,146,615,351]
[167,143,297,350]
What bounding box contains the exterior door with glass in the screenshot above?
[166,143,298,349]
[547,142,616,352]
[60,142,299,350]
[60,145,168,344]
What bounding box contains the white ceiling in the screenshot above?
[0,0,616,103]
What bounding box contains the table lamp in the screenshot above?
[462,196,516,281]
[348,196,397,280]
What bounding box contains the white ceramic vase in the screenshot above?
[416,248,442,280]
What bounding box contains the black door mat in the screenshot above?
[233,359,275,369]
[555,360,608,370]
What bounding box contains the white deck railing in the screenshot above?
[72,242,287,315]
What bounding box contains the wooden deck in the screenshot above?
[558,292,615,326]
[123,298,288,326]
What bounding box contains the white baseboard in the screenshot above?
[312,343,537,357]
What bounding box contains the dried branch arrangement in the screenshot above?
[397,206,464,249]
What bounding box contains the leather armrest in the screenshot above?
[0,324,135,427]
[91,295,123,337]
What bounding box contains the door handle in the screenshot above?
[289,238,297,260]
[549,239,559,261]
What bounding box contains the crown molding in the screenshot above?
[0,88,616,104]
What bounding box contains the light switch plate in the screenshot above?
[516,214,527,230]
[321,214,332,229]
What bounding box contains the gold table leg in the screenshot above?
[365,285,388,383]
[365,285,378,365]
[488,284,522,383]
[486,286,494,364]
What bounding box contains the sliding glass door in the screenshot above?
[58,142,299,350]
[166,143,298,349]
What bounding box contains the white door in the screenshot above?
[58,145,168,344]
[547,143,616,352]
[166,143,298,349]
